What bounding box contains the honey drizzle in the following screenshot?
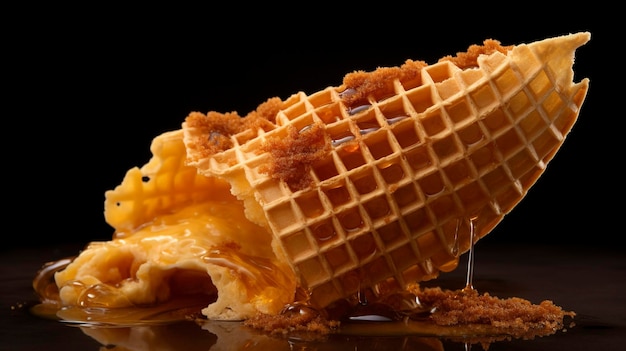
[32,217,482,329]
[31,243,294,325]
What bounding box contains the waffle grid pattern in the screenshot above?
[105,131,229,233]
[199,35,587,307]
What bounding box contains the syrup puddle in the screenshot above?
[30,297,207,327]
[28,216,572,350]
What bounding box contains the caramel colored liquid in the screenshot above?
[31,257,211,325]
[29,214,568,350]
[203,246,295,299]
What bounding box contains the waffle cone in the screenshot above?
[183,32,590,308]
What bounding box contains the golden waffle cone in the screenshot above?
[183,32,590,308]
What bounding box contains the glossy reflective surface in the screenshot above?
[3,242,624,350]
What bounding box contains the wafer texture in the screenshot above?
[184,32,590,308]
[105,130,235,234]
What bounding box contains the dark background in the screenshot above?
[4,9,612,251]
[4,11,625,350]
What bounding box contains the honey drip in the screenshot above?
[450,216,478,292]
[463,216,478,292]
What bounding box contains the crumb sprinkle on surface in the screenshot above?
[243,285,575,343]
[412,286,575,331]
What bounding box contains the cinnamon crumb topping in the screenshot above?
[184,97,283,161]
[341,59,427,106]
[439,39,513,69]
[259,123,331,191]
[340,39,513,107]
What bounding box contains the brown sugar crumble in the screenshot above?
[341,59,427,107]
[184,97,283,161]
[438,39,513,69]
[243,309,340,336]
[243,285,575,343]
[411,286,575,332]
[340,39,513,107]
[259,122,331,191]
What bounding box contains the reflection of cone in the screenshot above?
[184,33,590,309]
[201,321,446,351]
[201,321,289,351]
[81,323,219,351]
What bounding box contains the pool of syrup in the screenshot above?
[28,229,570,351]
[6,241,625,351]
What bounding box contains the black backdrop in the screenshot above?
[5,10,609,251]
